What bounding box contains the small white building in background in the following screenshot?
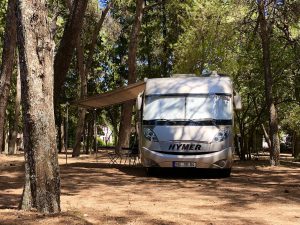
[262,137,269,149]
[98,125,113,145]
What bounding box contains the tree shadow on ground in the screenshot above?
[0,174,23,191]
[58,159,300,210]
[64,162,231,179]
[1,155,300,224]
[0,193,21,209]
[0,211,93,225]
[0,165,24,209]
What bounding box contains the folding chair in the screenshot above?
[128,147,139,165]
[128,132,140,166]
[119,149,131,165]
[108,150,120,165]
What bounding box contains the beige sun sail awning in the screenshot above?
[74,81,146,109]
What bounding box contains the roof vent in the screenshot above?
[210,71,219,77]
[202,69,219,77]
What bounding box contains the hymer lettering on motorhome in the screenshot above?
[76,72,241,176]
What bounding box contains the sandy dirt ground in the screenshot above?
[0,152,299,225]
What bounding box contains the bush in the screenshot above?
[96,137,113,147]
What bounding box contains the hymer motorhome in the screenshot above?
[76,73,241,176]
[136,74,241,176]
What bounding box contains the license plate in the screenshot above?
[173,161,196,168]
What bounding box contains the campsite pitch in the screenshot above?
[0,153,299,225]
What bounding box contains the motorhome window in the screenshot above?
[143,95,232,120]
[186,95,231,120]
[144,96,185,120]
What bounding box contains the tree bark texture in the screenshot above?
[53,0,88,104]
[8,56,21,155]
[117,0,144,151]
[0,0,17,154]
[258,1,280,166]
[17,0,60,213]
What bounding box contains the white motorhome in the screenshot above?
[76,73,241,176]
[136,74,241,176]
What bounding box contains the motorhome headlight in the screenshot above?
[143,128,159,142]
[213,128,230,142]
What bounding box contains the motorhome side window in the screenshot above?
[143,94,232,121]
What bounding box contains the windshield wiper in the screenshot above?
[152,119,171,122]
[186,118,217,125]
[146,119,176,125]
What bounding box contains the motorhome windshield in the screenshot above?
[143,94,232,121]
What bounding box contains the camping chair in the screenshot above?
[119,148,131,165]
[108,150,121,165]
[128,146,139,165]
[128,133,140,166]
[108,148,130,165]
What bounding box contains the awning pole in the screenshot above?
[65,102,69,166]
[94,109,98,161]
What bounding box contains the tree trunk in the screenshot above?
[0,0,17,154]
[1,131,4,154]
[294,133,300,160]
[53,0,88,104]
[57,124,62,153]
[82,122,86,153]
[72,108,86,157]
[56,107,64,153]
[8,56,21,155]
[72,3,111,157]
[239,123,246,160]
[17,0,60,213]
[72,38,86,157]
[258,1,280,166]
[57,117,65,154]
[85,1,112,75]
[86,119,94,154]
[117,0,144,152]
[117,103,134,151]
[4,132,9,154]
[248,131,253,160]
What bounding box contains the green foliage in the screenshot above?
[1,0,300,157]
[0,0,7,35]
[173,0,244,75]
[281,104,300,133]
[0,0,8,62]
[96,136,113,147]
[138,0,194,78]
[171,0,300,158]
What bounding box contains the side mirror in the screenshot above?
[136,92,143,111]
[234,94,242,110]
